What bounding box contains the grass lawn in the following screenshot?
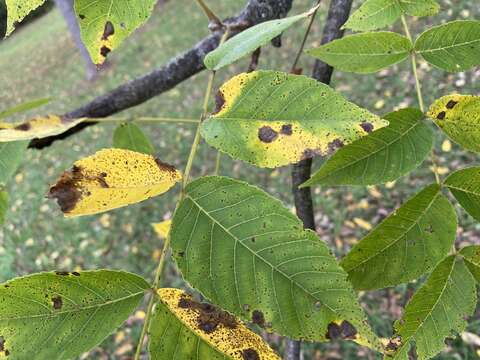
[0,0,479,358]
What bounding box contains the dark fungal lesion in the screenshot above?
[154,158,177,173]
[52,296,63,310]
[258,126,278,143]
[242,348,260,360]
[48,165,85,213]
[360,121,374,133]
[325,320,358,340]
[446,100,458,109]
[178,295,237,334]
[14,122,32,131]
[213,90,226,115]
[437,111,446,120]
[251,309,265,328]
[101,21,115,40]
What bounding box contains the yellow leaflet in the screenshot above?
[0,115,84,142]
[428,94,480,152]
[48,149,181,217]
[157,288,280,360]
[152,220,171,239]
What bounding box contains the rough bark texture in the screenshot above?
[288,0,353,359]
[29,0,293,149]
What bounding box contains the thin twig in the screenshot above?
[83,117,200,124]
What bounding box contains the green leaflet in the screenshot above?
[0,270,149,360]
[149,288,280,360]
[303,108,432,186]
[0,141,28,186]
[343,0,402,31]
[444,167,480,222]
[202,71,388,168]
[427,94,480,153]
[399,0,440,17]
[113,122,155,155]
[0,191,7,225]
[170,176,382,350]
[415,20,480,72]
[204,8,316,71]
[387,256,477,360]
[340,184,456,290]
[459,246,480,282]
[0,98,50,119]
[306,32,412,74]
[5,0,46,36]
[74,0,157,64]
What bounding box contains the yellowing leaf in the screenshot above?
[152,220,171,239]
[5,0,46,36]
[149,288,280,360]
[48,149,181,217]
[442,139,452,152]
[428,94,480,153]
[0,115,84,142]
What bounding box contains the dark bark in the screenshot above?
[29,0,293,149]
[288,0,353,359]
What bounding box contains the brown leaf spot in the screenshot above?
[437,111,446,120]
[301,148,322,160]
[340,320,357,339]
[290,67,303,75]
[4,350,9,356]
[48,166,84,213]
[213,90,226,115]
[280,124,293,135]
[258,126,278,143]
[14,122,31,131]
[72,272,80,276]
[100,46,111,58]
[79,14,86,20]
[360,122,374,133]
[101,21,115,40]
[52,296,63,310]
[326,322,342,340]
[242,348,260,360]
[251,310,265,328]
[328,139,344,153]
[178,295,237,334]
[155,159,177,173]
[446,100,458,109]
[55,271,70,276]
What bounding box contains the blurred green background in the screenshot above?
[1,0,479,358]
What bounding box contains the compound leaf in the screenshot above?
[0,116,84,142]
[204,7,318,71]
[0,141,28,186]
[48,148,181,217]
[202,71,388,168]
[113,122,154,155]
[459,246,480,282]
[149,288,280,360]
[415,20,480,72]
[343,0,402,31]
[340,184,457,290]
[74,0,157,64]
[444,167,480,222]
[387,256,477,360]
[428,94,480,153]
[306,32,412,74]
[0,270,149,360]
[5,0,46,36]
[303,108,432,186]
[170,176,382,350]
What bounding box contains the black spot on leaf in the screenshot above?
[101,21,115,40]
[55,271,70,276]
[340,320,357,338]
[258,126,278,143]
[360,122,374,133]
[280,124,293,135]
[154,159,177,173]
[14,122,31,131]
[326,322,342,340]
[251,310,265,328]
[213,91,225,115]
[52,296,63,310]
[48,166,84,213]
[437,111,446,120]
[446,100,458,109]
[100,46,111,57]
[242,348,260,360]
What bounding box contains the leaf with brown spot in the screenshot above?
[149,288,280,360]
[202,71,387,168]
[48,148,181,217]
[0,270,149,360]
[0,115,84,142]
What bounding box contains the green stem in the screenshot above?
[133,29,230,360]
[214,151,222,175]
[401,15,440,184]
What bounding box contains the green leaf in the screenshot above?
[0,270,148,360]
[427,94,480,153]
[0,141,28,186]
[0,98,51,119]
[306,32,412,74]
[74,0,157,64]
[202,71,388,168]
[170,176,382,350]
[444,167,480,222]
[459,246,480,282]
[303,108,432,187]
[399,0,440,17]
[149,288,280,360]
[113,122,154,155]
[387,256,477,360]
[5,0,47,36]
[340,184,457,290]
[0,191,8,225]
[414,20,480,72]
[343,0,402,31]
[204,8,316,71]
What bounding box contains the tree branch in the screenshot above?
[29,0,293,149]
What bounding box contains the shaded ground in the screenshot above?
[0,0,479,358]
